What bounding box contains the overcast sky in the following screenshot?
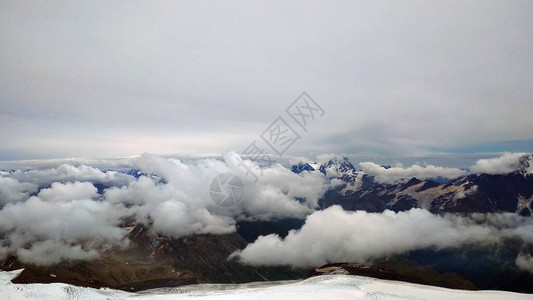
[1,1,532,163]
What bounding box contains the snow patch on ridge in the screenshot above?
[0,268,23,284]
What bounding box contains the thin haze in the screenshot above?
[1,1,532,160]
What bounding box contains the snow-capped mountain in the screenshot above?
[290,163,317,174]
[292,154,533,215]
[2,153,533,296]
[293,158,358,182]
[318,158,357,180]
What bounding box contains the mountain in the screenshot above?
[318,157,358,182]
[404,244,533,293]
[309,257,476,290]
[1,223,304,291]
[2,155,533,294]
[430,172,533,214]
[290,163,316,174]
[292,158,357,182]
[288,155,533,293]
[3,220,496,293]
[293,154,533,215]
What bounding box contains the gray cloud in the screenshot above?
[1,1,532,159]
[516,254,533,273]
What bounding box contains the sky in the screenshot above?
[1,1,533,164]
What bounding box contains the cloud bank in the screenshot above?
[231,206,533,270]
[0,195,128,265]
[1,152,531,266]
[0,152,327,265]
[471,152,533,175]
[0,177,37,205]
[359,153,532,184]
[4,164,134,188]
[359,162,467,184]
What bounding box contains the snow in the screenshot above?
[1,270,531,300]
[0,269,24,284]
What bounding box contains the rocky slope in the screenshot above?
[293,154,533,215]
[309,257,476,290]
[1,223,304,291]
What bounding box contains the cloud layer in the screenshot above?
[0,152,327,265]
[1,2,533,159]
[231,206,533,271]
[0,195,127,265]
[0,152,531,267]
[359,162,467,184]
[471,152,533,175]
[5,164,134,187]
[358,153,532,184]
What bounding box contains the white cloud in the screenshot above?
[235,162,326,220]
[0,196,128,265]
[16,241,100,266]
[0,157,136,171]
[37,181,98,202]
[150,201,236,238]
[288,156,312,166]
[4,164,134,187]
[315,154,340,165]
[0,153,328,264]
[470,152,532,175]
[0,177,37,205]
[454,185,478,200]
[2,152,532,268]
[231,206,533,269]
[359,162,467,184]
[128,152,327,221]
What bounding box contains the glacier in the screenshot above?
[1,269,531,300]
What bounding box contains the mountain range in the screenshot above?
[292,155,533,215]
[1,154,533,294]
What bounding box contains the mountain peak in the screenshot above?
[517,154,533,175]
[319,159,356,175]
[291,163,316,174]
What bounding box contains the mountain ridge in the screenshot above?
[292,154,533,215]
